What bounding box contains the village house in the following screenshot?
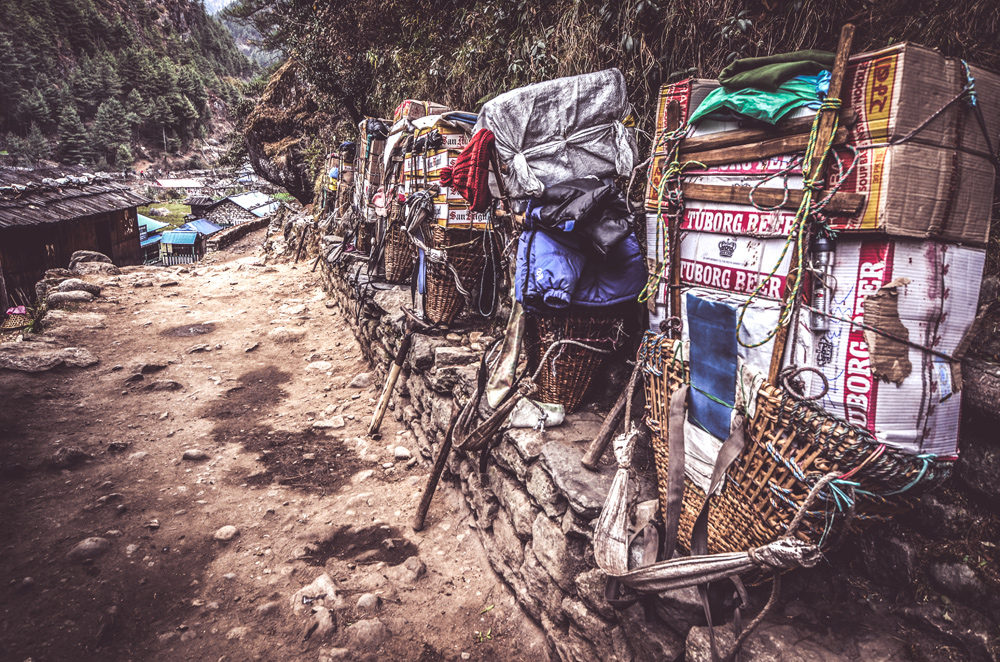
[158,230,205,265]
[137,213,170,264]
[157,218,222,266]
[205,191,279,227]
[0,168,149,306]
[187,196,216,218]
[154,177,207,198]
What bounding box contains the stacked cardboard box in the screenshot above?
[354,119,389,217]
[394,99,451,123]
[400,120,489,229]
[645,43,999,455]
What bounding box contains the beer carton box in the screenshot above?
[433,185,469,205]
[424,148,461,179]
[785,237,984,456]
[845,43,1000,159]
[644,217,795,303]
[647,141,995,245]
[434,202,491,229]
[394,99,451,123]
[652,79,721,150]
[658,235,984,458]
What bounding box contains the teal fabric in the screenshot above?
[719,50,835,91]
[688,74,825,126]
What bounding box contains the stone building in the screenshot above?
[205,191,279,227]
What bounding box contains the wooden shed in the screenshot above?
[0,168,150,305]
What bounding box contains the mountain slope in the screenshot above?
[0,0,253,167]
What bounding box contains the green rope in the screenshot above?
[638,123,702,305]
[735,98,843,349]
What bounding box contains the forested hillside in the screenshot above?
[229,0,1000,132]
[228,0,1000,257]
[0,0,254,168]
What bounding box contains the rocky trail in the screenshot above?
[0,229,549,662]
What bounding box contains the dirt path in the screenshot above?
[0,229,549,662]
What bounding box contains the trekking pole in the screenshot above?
[412,407,458,532]
[582,362,642,470]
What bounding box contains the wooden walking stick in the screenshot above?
[412,407,458,532]
[768,23,856,383]
[582,362,642,470]
[369,310,435,438]
[368,331,414,438]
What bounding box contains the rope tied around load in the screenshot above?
[638,123,704,304]
[735,97,842,349]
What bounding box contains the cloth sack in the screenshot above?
[440,128,496,212]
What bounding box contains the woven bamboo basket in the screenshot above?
[424,225,487,325]
[1,314,31,331]
[639,331,952,556]
[356,218,373,256]
[383,201,415,284]
[524,310,623,412]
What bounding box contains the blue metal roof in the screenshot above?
[137,214,170,233]
[140,233,162,247]
[227,191,279,217]
[178,218,222,235]
[161,231,199,245]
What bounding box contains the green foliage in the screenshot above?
[226,0,1000,157]
[0,0,254,165]
[92,98,131,166]
[4,124,50,166]
[56,106,89,165]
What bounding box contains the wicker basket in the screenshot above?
[355,218,373,256]
[383,202,415,284]
[424,225,487,325]
[524,310,623,412]
[639,331,951,557]
[1,314,31,331]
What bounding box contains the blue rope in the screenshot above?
[882,454,935,496]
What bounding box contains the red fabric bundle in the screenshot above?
[439,128,495,212]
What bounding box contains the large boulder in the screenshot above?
[243,61,335,205]
[47,291,95,306]
[68,251,112,269]
[72,262,121,277]
[55,279,101,296]
[0,345,98,372]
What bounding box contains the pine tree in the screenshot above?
[16,87,51,130]
[92,98,131,164]
[4,123,50,166]
[56,106,90,164]
[24,123,50,164]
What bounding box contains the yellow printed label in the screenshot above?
[862,54,897,144]
[861,147,888,230]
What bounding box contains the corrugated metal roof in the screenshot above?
[138,214,170,232]
[227,191,279,217]
[161,231,199,245]
[0,168,151,228]
[140,233,162,247]
[178,218,222,235]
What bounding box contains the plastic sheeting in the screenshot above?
[475,69,638,199]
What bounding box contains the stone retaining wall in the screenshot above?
[317,251,1000,662]
[207,216,272,251]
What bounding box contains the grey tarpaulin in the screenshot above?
[474,69,638,199]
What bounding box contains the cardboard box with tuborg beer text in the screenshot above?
[646,142,995,245]
[655,237,984,457]
[785,237,985,457]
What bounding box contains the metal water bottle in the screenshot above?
[809,236,833,333]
